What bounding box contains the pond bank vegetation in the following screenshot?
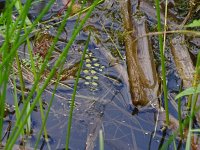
[0,0,200,149]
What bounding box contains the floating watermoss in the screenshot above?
[86,59,91,63]
[92,58,98,62]
[89,87,97,91]
[101,65,105,69]
[98,65,105,72]
[85,76,92,80]
[94,63,100,67]
[86,63,92,68]
[82,50,106,92]
[21,54,49,73]
[93,76,99,80]
[88,52,92,57]
[84,82,90,85]
[91,82,98,86]
[83,70,89,74]
[91,70,96,74]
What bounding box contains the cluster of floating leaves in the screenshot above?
[82,50,105,91]
[21,53,49,72]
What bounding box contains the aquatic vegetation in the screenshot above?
[0,0,103,149]
[22,53,48,71]
[120,0,159,106]
[155,0,169,125]
[120,0,200,149]
[82,50,105,91]
[0,0,200,149]
[186,19,200,27]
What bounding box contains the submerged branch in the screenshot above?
[120,0,159,107]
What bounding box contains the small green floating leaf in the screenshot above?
[86,63,92,68]
[86,59,91,63]
[92,58,98,62]
[93,76,99,80]
[84,82,90,85]
[83,70,89,74]
[89,52,93,56]
[91,70,96,74]
[86,76,91,80]
[101,65,105,69]
[185,19,200,28]
[92,82,98,86]
[94,63,100,67]
[175,84,200,100]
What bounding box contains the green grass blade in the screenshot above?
[65,32,91,150]
[154,0,169,125]
[99,130,104,150]
[177,80,183,139]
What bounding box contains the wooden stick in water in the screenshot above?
[120,0,159,106]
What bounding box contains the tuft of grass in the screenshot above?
[0,0,101,149]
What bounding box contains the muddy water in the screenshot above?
[2,0,199,150]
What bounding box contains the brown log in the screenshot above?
[120,0,159,106]
[120,0,147,106]
[170,35,195,88]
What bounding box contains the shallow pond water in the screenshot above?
[2,0,200,149]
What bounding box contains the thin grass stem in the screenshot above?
[178,80,183,139]
[155,0,169,125]
[65,32,91,150]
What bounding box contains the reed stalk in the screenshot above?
[0,0,14,139]
[155,0,169,125]
[65,32,90,150]
[177,81,183,139]
[186,52,200,148]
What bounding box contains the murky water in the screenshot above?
[2,0,200,149]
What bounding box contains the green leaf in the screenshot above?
[175,84,200,100]
[185,19,200,28]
